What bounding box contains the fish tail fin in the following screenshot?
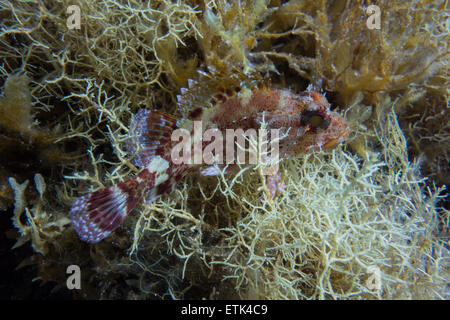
[70,175,146,243]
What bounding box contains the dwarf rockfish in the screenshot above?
[70,78,349,243]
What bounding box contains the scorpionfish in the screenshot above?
[70,74,349,243]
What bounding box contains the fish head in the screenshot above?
[276,91,349,157]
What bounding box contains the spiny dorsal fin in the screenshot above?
[126,109,178,167]
[176,67,265,120]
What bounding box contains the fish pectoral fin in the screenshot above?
[200,163,240,176]
[126,109,179,167]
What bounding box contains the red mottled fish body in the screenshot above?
[70,81,349,243]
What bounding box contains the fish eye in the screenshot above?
[302,112,329,129]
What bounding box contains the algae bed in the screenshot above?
[0,0,448,299]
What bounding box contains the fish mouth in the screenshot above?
[323,127,350,149]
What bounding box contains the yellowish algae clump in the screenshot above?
[0,0,448,299]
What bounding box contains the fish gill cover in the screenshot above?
[0,0,448,299]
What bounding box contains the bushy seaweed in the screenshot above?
[0,0,448,299]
